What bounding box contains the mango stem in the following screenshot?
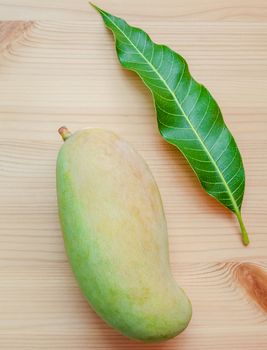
[58,126,71,141]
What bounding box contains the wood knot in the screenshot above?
[235,262,267,313]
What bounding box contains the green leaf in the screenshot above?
[92,4,249,245]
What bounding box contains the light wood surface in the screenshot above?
[0,1,267,349]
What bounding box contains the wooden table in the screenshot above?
[0,1,266,349]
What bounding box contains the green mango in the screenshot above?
[56,127,192,342]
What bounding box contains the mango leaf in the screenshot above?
[92,4,249,245]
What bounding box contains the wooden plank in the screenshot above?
[0,3,266,349]
[0,0,267,21]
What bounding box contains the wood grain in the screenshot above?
[0,1,267,349]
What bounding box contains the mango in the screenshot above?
[56,127,192,342]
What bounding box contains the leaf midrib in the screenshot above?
[100,9,240,215]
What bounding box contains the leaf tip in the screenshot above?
[89,2,102,14]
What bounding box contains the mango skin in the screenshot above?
[56,128,192,342]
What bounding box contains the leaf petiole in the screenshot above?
[236,211,250,246]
